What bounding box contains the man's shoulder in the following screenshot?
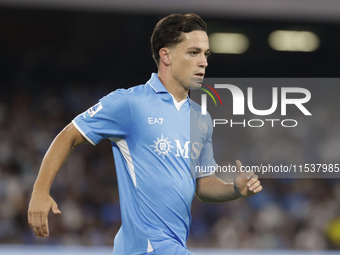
[190,99,211,117]
[105,83,151,100]
[189,98,201,111]
[189,98,213,127]
[127,83,151,96]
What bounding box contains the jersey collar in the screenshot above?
[147,73,168,93]
[147,73,190,103]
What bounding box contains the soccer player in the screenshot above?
[28,13,262,255]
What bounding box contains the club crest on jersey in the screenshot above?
[150,134,174,159]
[198,118,208,133]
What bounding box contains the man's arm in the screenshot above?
[28,122,88,238]
[195,160,262,203]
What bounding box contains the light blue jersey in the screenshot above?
[73,73,216,255]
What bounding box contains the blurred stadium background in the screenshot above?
[0,0,340,254]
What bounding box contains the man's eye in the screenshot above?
[190,52,198,56]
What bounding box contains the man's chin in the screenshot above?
[188,77,203,90]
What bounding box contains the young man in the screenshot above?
[28,13,262,255]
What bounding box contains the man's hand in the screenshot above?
[234,160,262,197]
[28,190,61,238]
[27,123,87,238]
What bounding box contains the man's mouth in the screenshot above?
[194,73,205,78]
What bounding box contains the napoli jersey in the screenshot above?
[72,73,216,255]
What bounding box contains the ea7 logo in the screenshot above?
[201,85,312,116]
[148,118,163,124]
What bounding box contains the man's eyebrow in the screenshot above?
[187,47,201,51]
[187,47,210,53]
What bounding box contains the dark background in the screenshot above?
[0,5,340,250]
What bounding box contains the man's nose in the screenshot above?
[199,54,208,68]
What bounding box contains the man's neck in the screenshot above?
[157,72,188,103]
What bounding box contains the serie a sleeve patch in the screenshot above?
[82,102,103,120]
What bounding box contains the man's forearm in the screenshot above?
[33,123,86,193]
[196,161,262,203]
[195,175,241,203]
[29,123,87,238]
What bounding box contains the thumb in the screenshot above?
[235,160,242,170]
[51,203,62,215]
[235,160,251,179]
[235,160,243,177]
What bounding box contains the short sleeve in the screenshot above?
[196,114,217,178]
[72,89,131,145]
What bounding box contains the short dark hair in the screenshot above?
[151,13,207,66]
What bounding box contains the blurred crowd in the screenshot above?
[0,84,339,250]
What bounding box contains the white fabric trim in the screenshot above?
[147,239,154,253]
[147,81,157,93]
[110,138,137,188]
[169,94,186,111]
[72,120,96,146]
[196,171,215,179]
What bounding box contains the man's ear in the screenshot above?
[159,47,171,66]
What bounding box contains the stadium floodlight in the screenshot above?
[268,30,319,52]
[209,33,249,54]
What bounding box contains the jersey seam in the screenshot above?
[124,90,155,254]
